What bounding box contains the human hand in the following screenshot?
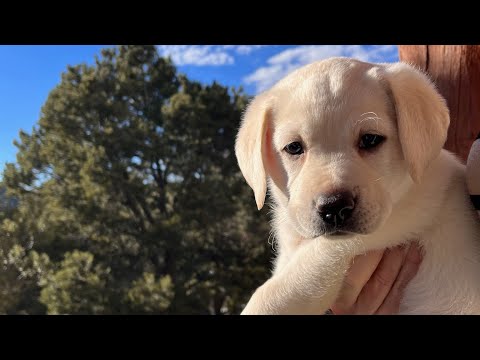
[330,242,423,315]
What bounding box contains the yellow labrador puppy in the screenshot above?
[236,57,480,315]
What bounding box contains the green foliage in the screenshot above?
[40,251,110,315]
[0,244,50,314]
[0,45,272,314]
[126,273,174,313]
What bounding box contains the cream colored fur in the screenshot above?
[235,57,480,315]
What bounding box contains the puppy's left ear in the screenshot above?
[383,63,450,183]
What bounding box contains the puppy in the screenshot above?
[235,57,480,315]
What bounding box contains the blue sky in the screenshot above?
[0,45,399,173]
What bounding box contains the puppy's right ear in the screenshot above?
[235,93,274,210]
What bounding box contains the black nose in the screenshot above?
[318,192,355,227]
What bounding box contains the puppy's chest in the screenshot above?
[398,224,480,314]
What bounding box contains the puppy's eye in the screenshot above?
[284,142,304,155]
[359,134,385,150]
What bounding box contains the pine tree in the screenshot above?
[0,45,272,314]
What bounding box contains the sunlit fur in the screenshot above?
[235,57,480,314]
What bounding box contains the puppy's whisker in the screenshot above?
[355,112,383,127]
[360,112,379,118]
[353,116,383,132]
[267,224,278,251]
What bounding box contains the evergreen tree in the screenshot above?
[0,45,272,314]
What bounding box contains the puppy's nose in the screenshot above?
[318,192,355,227]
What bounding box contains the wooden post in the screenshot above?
[398,45,480,162]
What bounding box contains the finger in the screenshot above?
[330,249,384,314]
[466,133,480,196]
[466,133,480,217]
[354,245,408,314]
[376,242,423,315]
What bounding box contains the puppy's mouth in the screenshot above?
[330,230,350,236]
[305,229,358,240]
[323,230,356,239]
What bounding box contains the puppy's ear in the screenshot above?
[383,63,450,183]
[235,93,275,210]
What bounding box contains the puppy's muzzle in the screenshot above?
[317,191,356,232]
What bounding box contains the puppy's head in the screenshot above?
[235,57,449,239]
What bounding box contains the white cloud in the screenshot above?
[243,45,398,93]
[225,45,265,55]
[157,45,234,66]
[157,45,264,66]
